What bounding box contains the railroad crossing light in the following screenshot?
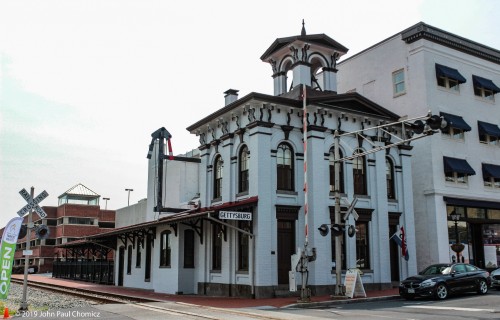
[347,225,356,238]
[318,224,343,237]
[18,224,27,239]
[427,115,445,130]
[331,224,343,237]
[35,224,50,240]
[411,115,447,134]
[318,224,329,236]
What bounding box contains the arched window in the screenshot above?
[386,158,395,199]
[277,143,294,191]
[353,149,367,195]
[213,155,223,199]
[329,147,344,193]
[160,230,171,267]
[239,146,249,193]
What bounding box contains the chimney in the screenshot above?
[224,89,239,106]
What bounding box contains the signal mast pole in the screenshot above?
[19,187,34,311]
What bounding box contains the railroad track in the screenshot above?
[10,279,294,319]
[10,278,150,304]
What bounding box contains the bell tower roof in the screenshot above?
[260,22,348,61]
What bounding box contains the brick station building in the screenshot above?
[6,184,116,273]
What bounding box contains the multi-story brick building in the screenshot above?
[9,183,116,273]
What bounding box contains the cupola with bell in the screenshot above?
[260,20,348,96]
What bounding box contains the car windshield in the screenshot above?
[420,265,450,275]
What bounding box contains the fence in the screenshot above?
[53,260,114,285]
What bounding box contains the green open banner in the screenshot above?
[0,217,23,299]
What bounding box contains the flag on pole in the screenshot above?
[390,226,409,261]
[0,217,23,299]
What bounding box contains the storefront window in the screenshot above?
[467,208,487,219]
[483,224,500,268]
[488,209,500,220]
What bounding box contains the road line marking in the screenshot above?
[403,305,496,312]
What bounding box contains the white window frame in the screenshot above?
[484,176,500,189]
[479,133,499,146]
[445,171,468,184]
[392,69,406,96]
[474,86,495,101]
[437,76,460,91]
[441,126,465,141]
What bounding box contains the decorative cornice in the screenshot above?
[401,22,500,65]
[247,121,274,129]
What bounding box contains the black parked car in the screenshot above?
[491,267,500,290]
[399,263,491,300]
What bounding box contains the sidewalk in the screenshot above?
[12,274,400,309]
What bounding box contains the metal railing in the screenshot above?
[52,260,114,285]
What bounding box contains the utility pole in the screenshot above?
[333,130,343,296]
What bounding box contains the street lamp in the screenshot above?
[450,211,464,262]
[125,189,133,206]
[103,197,110,210]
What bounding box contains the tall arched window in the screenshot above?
[239,146,249,193]
[277,143,294,191]
[213,155,223,199]
[329,147,344,193]
[386,157,395,199]
[353,149,367,195]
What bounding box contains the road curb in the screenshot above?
[282,295,401,309]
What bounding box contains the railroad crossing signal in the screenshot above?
[17,188,49,219]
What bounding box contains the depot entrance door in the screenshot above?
[277,220,295,284]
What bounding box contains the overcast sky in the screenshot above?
[1,0,499,227]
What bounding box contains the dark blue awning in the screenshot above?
[478,121,500,138]
[443,157,475,175]
[482,163,500,179]
[440,112,471,131]
[444,196,500,210]
[435,64,466,83]
[473,75,500,93]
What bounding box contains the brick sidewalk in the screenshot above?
[12,274,400,308]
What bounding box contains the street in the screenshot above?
[273,290,500,319]
[15,289,500,320]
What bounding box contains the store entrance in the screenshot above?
[467,223,500,270]
[470,224,485,268]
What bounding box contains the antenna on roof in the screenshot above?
[301,19,306,36]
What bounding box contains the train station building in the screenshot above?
[81,23,422,298]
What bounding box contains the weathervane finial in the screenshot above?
[301,19,306,36]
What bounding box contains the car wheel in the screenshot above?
[477,279,488,294]
[435,283,448,300]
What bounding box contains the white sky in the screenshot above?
[1,0,499,227]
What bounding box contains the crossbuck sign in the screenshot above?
[17,188,49,219]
